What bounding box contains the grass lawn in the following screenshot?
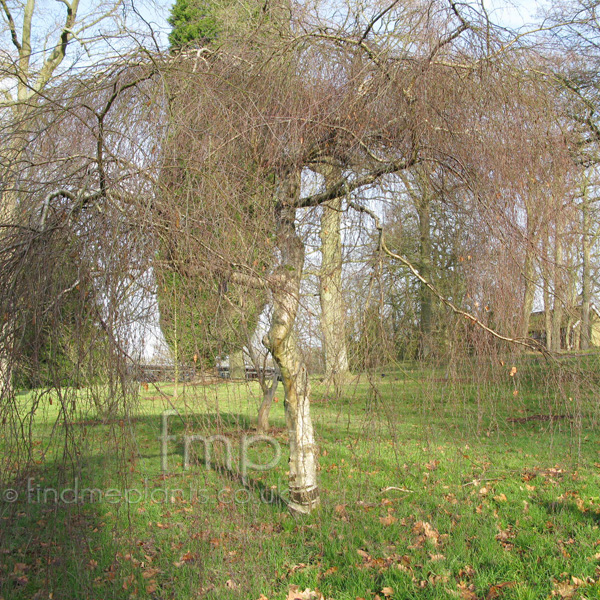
[2,357,600,599]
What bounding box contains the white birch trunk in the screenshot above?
[264,178,319,514]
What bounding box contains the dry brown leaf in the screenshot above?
[456,582,478,600]
[122,574,135,590]
[486,581,516,599]
[142,567,160,579]
[458,566,475,579]
[380,514,398,526]
[286,586,324,600]
[146,582,157,594]
[551,581,577,599]
[381,586,394,597]
[413,521,441,545]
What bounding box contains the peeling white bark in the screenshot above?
[264,175,319,514]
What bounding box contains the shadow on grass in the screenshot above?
[0,411,292,599]
[541,498,600,525]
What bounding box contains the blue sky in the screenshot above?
[483,0,545,28]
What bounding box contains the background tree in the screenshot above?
[0,0,147,398]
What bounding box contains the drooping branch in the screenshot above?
[298,156,418,208]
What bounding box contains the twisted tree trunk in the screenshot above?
[264,175,319,514]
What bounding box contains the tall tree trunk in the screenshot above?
[581,185,591,350]
[318,165,349,387]
[229,349,245,380]
[172,302,180,398]
[245,331,279,433]
[521,244,536,340]
[0,325,13,399]
[416,192,432,358]
[542,226,552,350]
[551,223,564,352]
[264,175,319,514]
[257,371,279,433]
[0,197,17,400]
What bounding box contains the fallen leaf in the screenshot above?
[551,580,577,599]
[413,521,441,546]
[486,582,516,599]
[457,582,478,600]
[286,586,324,600]
[142,567,160,579]
[181,551,196,563]
[381,587,394,597]
[380,514,398,526]
[458,566,475,579]
[122,574,135,590]
[429,554,446,562]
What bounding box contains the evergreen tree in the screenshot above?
[167,0,220,49]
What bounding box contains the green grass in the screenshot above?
[2,360,600,599]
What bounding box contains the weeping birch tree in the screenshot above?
[153,0,506,512]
